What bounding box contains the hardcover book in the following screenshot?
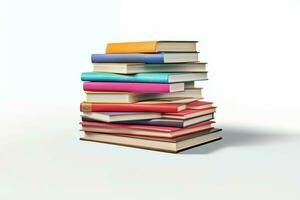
[81,72,207,83]
[83,82,184,93]
[93,62,206,74]
[82,113,214,128]
[80,102,186,113]
[84,89,202,103]
[81,112,161,122]
[80,120,215,138]
[80,128,222,153]
[106,41,198,53]
[91,52,198,64]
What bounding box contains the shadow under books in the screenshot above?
[181,126,300,155]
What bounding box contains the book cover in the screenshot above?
[106,41,158,53]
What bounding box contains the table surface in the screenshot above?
[1,108,299,200]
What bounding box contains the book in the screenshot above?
[187,101,213,109]
[80,128,222,153]
[163,107,216,120]
[81,72,207,83]
[137,97,199,104]
[80,121,214,138]
[106,41,198,53]
[81,112,161,123]
[80,102,186,113]
[83,82,184,93]
[85,89,202,103]
[91,52,198,64]
[82,113,214,128]
[93,62,206,74]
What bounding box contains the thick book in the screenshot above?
[81,72,207,83]
[83,82,184,93]
[82,113,214,128]
[93,62,206,74]
[80,121,214,138]
[163,107,216,120]
[91,52,198,64]
[187,101,213,109]
[85,89,202,103]
[80,102,186,113]
[80,128,222,153]
[106,41,198,53]
[81,112,161,123]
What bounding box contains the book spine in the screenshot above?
[106,41,158,53]
[83,82,170,93]
[91,53,165,64]
[80,102,181,113]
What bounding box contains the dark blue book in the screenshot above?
[91,52,198,64]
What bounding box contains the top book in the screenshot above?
[106,41,198,54]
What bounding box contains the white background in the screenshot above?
[0,0,300,199]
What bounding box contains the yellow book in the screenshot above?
[106,41,198,54]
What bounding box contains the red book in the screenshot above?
[80,102,186,113]
[163,107,216,119]
[187,101,213,110]
[80,120,215,138]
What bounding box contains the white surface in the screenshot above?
[1,0,300,199]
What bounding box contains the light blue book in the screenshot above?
[81,72,207,83]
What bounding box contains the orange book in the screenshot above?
[106,41,197,54]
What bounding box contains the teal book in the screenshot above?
[81,72,207,83]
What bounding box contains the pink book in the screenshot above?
[83,82,184,93]
[80,120,214,132]
[80,121,215,138]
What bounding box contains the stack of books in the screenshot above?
[80,41,222,153]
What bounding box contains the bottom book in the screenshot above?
[80,128,222,153]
